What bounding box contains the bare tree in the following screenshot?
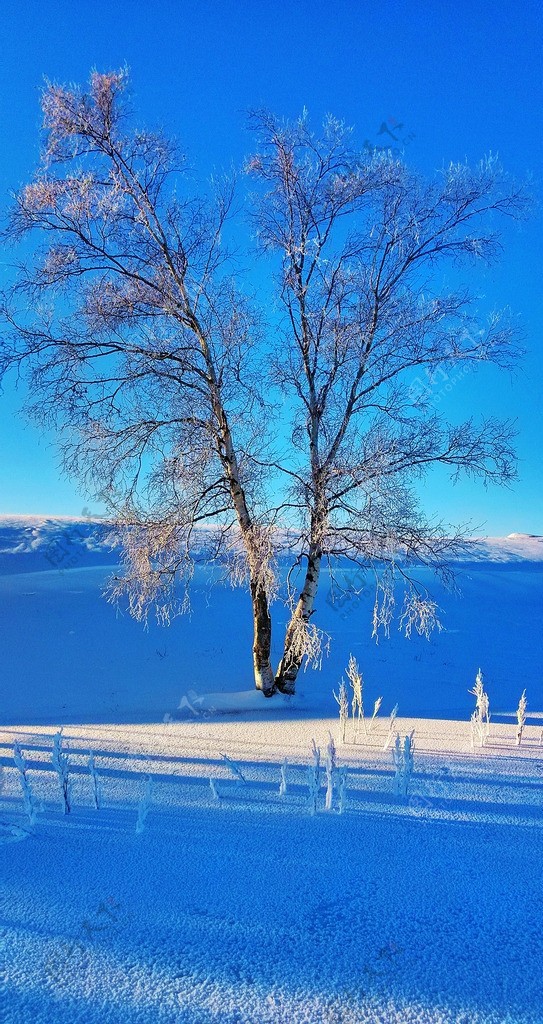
[247,112,528,693]
[0,70,277,693]
[0,77,530,699]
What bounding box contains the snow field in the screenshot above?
[1,717,543,1023]
[1,523,542,1022]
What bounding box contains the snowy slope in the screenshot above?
[1,517,543,1023]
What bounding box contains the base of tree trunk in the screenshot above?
[274,676,296,696]
[253,654,276,698]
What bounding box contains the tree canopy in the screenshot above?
[0,71,530,694]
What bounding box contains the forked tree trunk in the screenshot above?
[275,546,322,695]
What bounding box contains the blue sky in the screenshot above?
[0,0,541,533]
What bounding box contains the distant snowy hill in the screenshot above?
[0,515,120,574]
[0,515,542,575]
[455,533,543,563]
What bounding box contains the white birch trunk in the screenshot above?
[221,422,275,694]
[275,545,322,694]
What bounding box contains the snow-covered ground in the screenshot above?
[1,517,542,1023]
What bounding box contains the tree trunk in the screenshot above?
[220,428,275,695]
[205,389,275,694]
[275,546,322,695]
[251,581,275,695]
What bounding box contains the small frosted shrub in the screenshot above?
[383,704,399,751]
[221,753,246,783]
[516,690,527,746]
[469,669,490,748]
[333,680,349,743]
[346,654,365,739]
[52,731,71,814]
[368,696,383,734]
[14,742,38,825]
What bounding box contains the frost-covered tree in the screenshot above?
[0,70,276,694]
[0,71,529,697]
[248,112,527,693]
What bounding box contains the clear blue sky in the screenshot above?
[0,0,541,533]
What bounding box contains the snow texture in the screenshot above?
[1,518,543,1022]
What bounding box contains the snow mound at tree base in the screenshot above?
[175,688,303,718]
